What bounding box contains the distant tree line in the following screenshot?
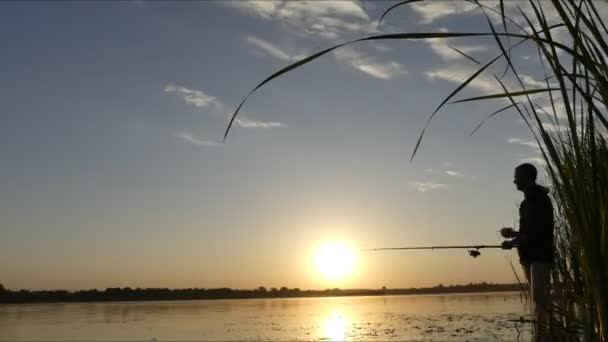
[0,282,525,304]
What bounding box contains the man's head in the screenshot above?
[514,163,537,191]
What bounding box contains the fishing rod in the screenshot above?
[362,244,504,258]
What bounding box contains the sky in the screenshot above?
[1,0,591,291]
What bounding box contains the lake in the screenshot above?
[0,292,532,341]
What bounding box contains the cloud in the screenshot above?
[423,64,549,104]
[424,65,586,127]
[507,137,541,151]
[333,46,407,80]
[427,40,488,62]
[520,74,559,89]
[422,28,488,63]
[423,63,566,120]
[164,84,220,109]
[410,181,448,193]
[174,131,221,147]
[165,83,285,129]
[409,0,581,63]
[426,163,465,178]
[372,44,392,53]
[233,117,284,129]
[445,170,464,177]
[410,1,478,24]
[244,35,310,62]
[223,0,279,20]
[507,137,524,144]
[280,1,369,21]
[425,64,502,94]
[224,0,375,40]
[519,156,546,167]
[245,35,292,61]
[230,2,406,81]
[520,75,547,88]
[409,1,562,26]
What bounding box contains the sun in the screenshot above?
[314,242,356,281]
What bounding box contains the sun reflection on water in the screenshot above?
[322,309,349,341]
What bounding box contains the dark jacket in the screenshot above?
[518,185,554,264]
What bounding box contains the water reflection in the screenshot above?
[322,309,348,341]
[0,293,531,341]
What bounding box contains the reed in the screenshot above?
[483,2,608,339]
[226,0,608,340]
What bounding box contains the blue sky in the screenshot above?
[1,0,580,290]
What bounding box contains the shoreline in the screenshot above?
[0,283,526,305]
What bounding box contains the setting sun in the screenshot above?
[313,242,356,281]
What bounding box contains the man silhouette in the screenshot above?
[501,163,554,341]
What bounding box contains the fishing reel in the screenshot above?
[467,248,481,258]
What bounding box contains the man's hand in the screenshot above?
[501,240,516,250]
[500,227,518,238]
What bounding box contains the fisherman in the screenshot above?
[501,163,554,341]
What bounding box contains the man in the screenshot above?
[501,163,554,341]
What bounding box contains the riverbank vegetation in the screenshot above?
[0,282,524,304]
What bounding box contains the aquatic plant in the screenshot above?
[225,0,608,340]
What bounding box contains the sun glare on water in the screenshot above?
[314,242,356,281]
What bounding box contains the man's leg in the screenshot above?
[530,262,552,341]
[523,262,531,284]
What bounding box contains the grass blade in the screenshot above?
[378,0,423,28]
[469,103,519,136]
[450,88,563,103]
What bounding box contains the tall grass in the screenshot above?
[225,0,608,340]
[495,1,608,340]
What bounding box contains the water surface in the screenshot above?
[0,292,532,341]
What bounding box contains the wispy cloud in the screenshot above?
[333,46,407,80]
[507,137,524,144]
[519,156,546,167]
[510,138,545,169]
[230,2,407,81]
[427,40,488,62]
[426,162,473,180]
[233,118,283,129]
[174,131,221,147]
[223,0,280,20]
[520,75,547,88]
[410,1,581,66]
[410,181,448,193]
[165,83,285,129]
[520,74,559,88]
[425,64,502,94]
[164,84,221,109]
[410,1,564,27]
[410,1,478,24]
[424,64,577,122]
[372,44,392,53]
[507,137,541,151]
[423,28,488,63]
[224,0,375,40]
[445,170,464,177]
[245,35,292,61]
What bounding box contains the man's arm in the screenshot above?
[500,227,528,250]
[500,227,518,238]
